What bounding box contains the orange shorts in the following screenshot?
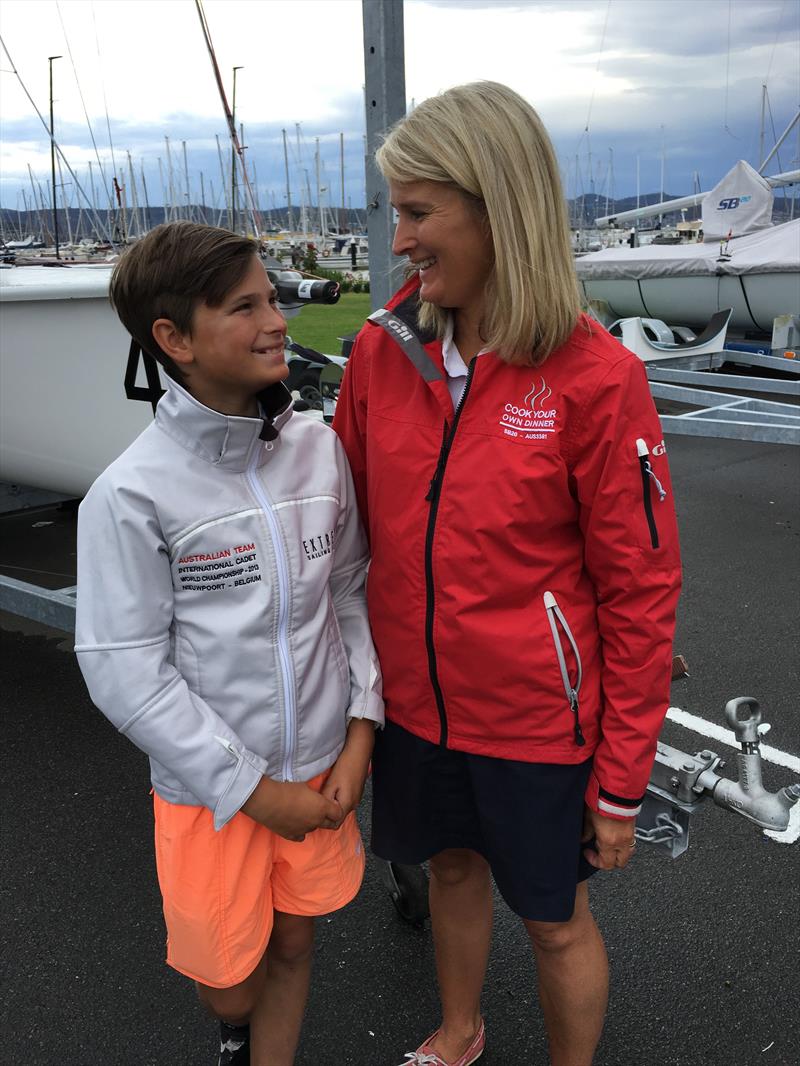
[153,771,365,988]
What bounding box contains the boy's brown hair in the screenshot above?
[109,221,258,382]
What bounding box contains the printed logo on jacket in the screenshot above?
[499,377,559,442]
[177,542,261,591]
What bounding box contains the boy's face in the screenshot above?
[176,256,288,417]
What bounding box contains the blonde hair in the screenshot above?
[376,81,581,365]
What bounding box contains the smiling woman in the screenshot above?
[334,80,682,1066]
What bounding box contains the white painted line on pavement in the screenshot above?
[666,707,800,772]
[666,707,800,844]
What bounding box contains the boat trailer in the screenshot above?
[381,664,800,926]
[597,306,800,446]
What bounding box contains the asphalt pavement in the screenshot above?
[1,433,798,1066]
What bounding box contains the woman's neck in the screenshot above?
[453,306,486,364]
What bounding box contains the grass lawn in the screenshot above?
[284,293,372,356]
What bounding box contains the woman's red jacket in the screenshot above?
[333,278,682,820]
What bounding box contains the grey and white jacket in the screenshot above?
[75,379,383,829]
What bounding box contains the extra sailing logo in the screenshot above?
[302,529,336,561]
[499,377,558,441]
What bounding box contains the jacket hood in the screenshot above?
[155,378,293,472]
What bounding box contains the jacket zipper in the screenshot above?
[543,591,585,746]
[246,450,298,781]
[424,361,477,747]
[636,438,666,549]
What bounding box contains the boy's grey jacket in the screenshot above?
[75,379,383,829]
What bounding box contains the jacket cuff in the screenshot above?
[346,692,385,728]
[585,771,644,820]
[213,753,265,831]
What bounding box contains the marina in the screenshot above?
[1,3,798,1064]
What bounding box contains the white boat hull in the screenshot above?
[0,268,154,496]
[579,271,799,332]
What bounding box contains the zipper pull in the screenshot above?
[569,691,586,746]
[636,439,666,501]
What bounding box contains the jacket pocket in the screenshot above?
[636,438,666,549]
[543,591,585,746]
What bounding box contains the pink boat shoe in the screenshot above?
[400,1018,485,1066]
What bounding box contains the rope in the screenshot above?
[582,0,611,138]
[194,0,263,236]
[91,0,117,205]
[0,32,116,247]
[56,0,109,210]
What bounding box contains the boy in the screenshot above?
[75,222,383,1066]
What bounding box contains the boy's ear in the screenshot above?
[152,318,194,366]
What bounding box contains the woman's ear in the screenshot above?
[152,319,194,367]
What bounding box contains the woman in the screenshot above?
[333,82,681,1066]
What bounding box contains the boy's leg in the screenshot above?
[250,911,315,1066]
[523,881,608,1066]
[197,912,314,1066]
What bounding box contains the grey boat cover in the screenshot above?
[574,218,800,281]
[701,160,774,241]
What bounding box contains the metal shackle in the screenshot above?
[724,697,762,745]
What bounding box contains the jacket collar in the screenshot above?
[155,378,293,472]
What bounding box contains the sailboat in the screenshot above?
[575,161,799,332]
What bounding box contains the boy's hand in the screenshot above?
[321,719,375,829]
[241,777,342,842]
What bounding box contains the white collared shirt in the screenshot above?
[441,315,490,411]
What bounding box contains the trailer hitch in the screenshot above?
[636,696,800,857]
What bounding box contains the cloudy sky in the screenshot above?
[0,0,797,219]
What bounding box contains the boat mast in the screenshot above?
[315,137,322,238]
[215,134,231,224]
[127,151,142,236]
[199,171,207,224]
[48,54,62,258]
[56,151,74,246]
[340,132,345,232]
[182,141,192,222]
[282,128,293,232]
[140,162,152,232]
[231,66,242,232]
[759,83,767,170]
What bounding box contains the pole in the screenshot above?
[231,65,242,232]
[141,162,152,231]
[282,128,293,231]
[361,0,406,310]
[759,83,767,170]
[48,55,62,257]
[340,131,346,232]
[182,140,191,221]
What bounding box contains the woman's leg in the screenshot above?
[197,911,315,1066]
[425,848,493,1062]
[523,882,608,1066]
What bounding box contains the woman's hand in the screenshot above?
[320,719,376,828]
[582,806,637,870]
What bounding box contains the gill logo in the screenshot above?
[523,377,552,412]
[652,440,667,456]
[387,318,413,343]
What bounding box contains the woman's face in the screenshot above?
[389,180,493,313]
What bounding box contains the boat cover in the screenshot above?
[574,219,800,281]
[701,160,774,241]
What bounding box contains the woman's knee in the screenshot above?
[524,884,596,953]
[429,848,490,889]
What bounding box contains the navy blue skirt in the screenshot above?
[371,719,597,922]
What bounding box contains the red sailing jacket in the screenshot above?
[334,277,682,819]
